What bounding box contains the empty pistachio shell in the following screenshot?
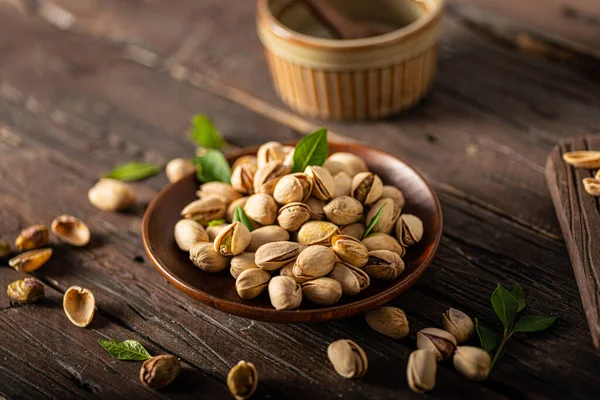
[396,214,424,247]
[442,308,474,344]
[297,221,340,246]
[453,346,491,381]
[230,252,259,279]
[364,250,405,280]
[340,223,366,241]
[0,240,11,258]
[174,219,208,251]
[207,224,228,242]
[197,182,242,206]
[293,245,336,279]
[583,177,600,196]
[305,166,336,201]
[214,222,251,256]
[323,153,368,177]
[327,262,370,296]
[227,361,258,400]
[327,339,368,379]
[88,179,135,211]
[268,276,302,310]
[301,277,342,305]
[365,307,409,339]
[381,185,405,209]
[365,198,401,235]
[277,202,311,232]
[7,277,45,303]
[140,355,181,389]
[243,194,278,226]
[246,225,290,252]
[232,155,258,171]
[257,141,286,168]
[323,196,363,226]
[306,197,326,220]
[165,158,195,183]
[231,164,257,195]
[227,197,250,222]
[253,161,291,195]
[15,224,48,251]
[362,233,405,258]
[331,235,369,268]
[351,172,383,205]
[255,241,303,271]
[51,215,91,247]
[273,173,313,204]
[189,242,230,272]
[63,286,95,328]
[407,349,437,393]
[416,327,457,361]
[181,196,227,225]
[9,248,53,272]
[562,151,600,169]
[236,268,270,299]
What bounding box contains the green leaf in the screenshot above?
[207,219,226,227]
[491,284,520,331]
[475,317,500,354]
[193,149,231,183]
[512,315,557,333]
[511,284,526,312]
[233,207,253,232]
[362,202,387,239]
[291,128,328,173]
[103,162,160,181]
[189,115,225,149]
[98,339,152,361]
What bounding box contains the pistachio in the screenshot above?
[231,164,257,195]
[51,215,91,247]
[227,197,250,222]
[365,307,409,339]
[327,262,370,296]
[9,248,53,272]
[381,185,405,209]
[279,261,314,284]
[268,276,302,310]
[283,147,295,167]
[140,355,181,389]
[174,219,208,251]
[257,141,287,168]
[189,242,230,272]
[230,252,259,279]
[340,223,366,240]
[255,241,303,271]
[88,178,135,211]
[562,151,600,169]
[583,177,600,196]
[395,214,424,247]
[273,173,313,204]
[297,221,340,246]
[416,327,457,361]
[293,245,336,279]
[351,172,383,205]
[214,222,251,256]
[15,224,48,251]
[365,198,401,235]
[227,361,258,400]
[236,268,270,299]
[197,182,242,205]
[207,223,228,242]
[246,225,290,252]
[63,286,95,328]
[232,155,258,171]
[362,233,405,258]
[333,172,352,198]
[0,240,11,259]
[243,194,278,226]
[165,158,195,183]
[277,202,311,232]
[253,160,291,195]
[331,235,369,267]
[7,277,44,303]
[407,349,437,393]
[301,277,342,305]
[327,339,368,379]
[306,197,326,220]
[442,308,474,344]
[323,152,368,177]
[181,196,227,225]
[364,250,405,280]
[323,196,363,226]
[305,166,335,201]
[453,346,491,381]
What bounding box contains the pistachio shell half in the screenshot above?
[277,202,311,232]
[327,339,368,379]
[301,277,342,305]
[327,262,370,296]
[305,166,335,201]
[51,215,91,247]
[364,250,405,280]
[255,241,303,271]
[63,286,95,328]
[9,248,53,272]
[331,235,369,267]
[189,242,230,272]
[88,179,135,211]
[297,221,340,246]
[214,222,251,256]
[227,361,258,400]
[351,172,383,205]
[246,225,290,252]
[268,276,302,310]
[243,194,278,226]
[181,196,227,225]
[323,196,363,226]
[15,224,49,251]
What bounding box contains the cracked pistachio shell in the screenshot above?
[232,155,257,171]
[443,308,475,344]
[305,166,336,201]
[165,158,195,183]
[327,262,369,296]
[227,361,258,400]
[140,355,181,389]
[273,173,313,204]
[7,277,44,303]
[253,161,291,195]
[293,245,336,279]
[453,346,491,381]
[340,223,366,241]
[231,164,257,195]
[181,196,227,226]
[407,349,437,393]
[88,179,135,212]
[277,202,311,232]
[0,240,11,259]
[306,197,326,221]
[236,268,270,299]
[395,214,424,247]
[51,215,91,247]
[327,339,368,379]
[283,147,295,167]
[15,224,49,251]
[255,241,303,271]
[301,277,342,306]
[351,172,383,205]
[279,261,313,284]
[364,250,405,280]
[323,153,368,177]
[243,194,278,226]
[63,286,95,328]
[333,172,352,198]
[365,307,409,339]
[230,252,258,279]
[197,182,242,206]
[381,185,406,209]
[9,248,53,272]
[331,235,369,267]
[362,233,406,258]
[246,225,289,252]
[365,198,401,235]
[227,197,250,222]
[297,221,340,246]
[416,327,457,361]
[207,224,228,242]
[257,141,286,168]
[323,196,363,226]
[189,242,230,272]
[174,219,209,251]
[214,222,251,256]
[268,276,302,310]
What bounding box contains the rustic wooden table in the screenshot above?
[1,0,600,398]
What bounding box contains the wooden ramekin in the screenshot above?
[257,0,443,120]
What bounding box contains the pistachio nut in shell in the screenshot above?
[88,178,135,211]
[277,202,311,232]
[227,361,258,400]
[0,240,11,259]
[327,339,368,379]
[51,215,91,247]
[232,155,257,171]
[273,173,313,205]
[214,222,251,256]
[165,158,195,183]
[364,250,405,281]
[253,160,291,195]
[340,223,365,241]
[190,242,230,272]
[395,214,424,247]
[268,276,302,310]
[442,308,474,344]
[230,252,258,279]
[381,185,405,209]
[243,193,278,226]
[255,241,303,271]
[7,277,44,303]
[257,141,286,167]
[227,197,249,222]
[323,152,368,177]
[246,225,289,252]
[306,197,325,220]
[197,182,242,205]
[453,346,491,381]
[365,198,401,235]
[15,224,49,251]
[365,307,409,339]
[63,286,95,328]
[283,146,295,167]
[279,261,313,284]
[173,219,208,251]
[301,277,342,306]
[331,235,369,267]
[407,349,437,393]
[323,196,363,226]
[351,172,383,205]
[236,268,270,299]
[327,262,369,296]
[305,166,336,201]
[333,172,352,198]
[140,355,181,389]
[207,223,228,242]
[416,327,457,361]
[9,248,53,273]
[362,233,406,258]
[231,164,257,195]
[297,221,340,246]
[293,245,336,279]
[181,196,226,226]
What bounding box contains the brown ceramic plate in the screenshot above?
[143,142,442,323]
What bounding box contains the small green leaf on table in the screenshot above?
[233,207,253,232]
[98,339,152,361]
[362,202,387,239]
[292,128,328,173]
[193,149,231,183]
[475,317,500,354]
[190,114,225,149]
[103,162,160,181]
[512,315,557,333]
[511,284,526,312]
[491,284,519,331]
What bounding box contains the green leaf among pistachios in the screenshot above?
[362,202,387,239]
[103,162,161,181]
[193,149,232,183]
[233,207,253,232]
[190,114,226,149]
[98,338,152,361]
[292,128,328,173]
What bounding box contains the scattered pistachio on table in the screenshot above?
[88,178,136,211]
[407,349,437,393]
[51,215,91,247]
[442,308,475,344]
[140,355,181,389]
[416,327,457,362]
[327,339,368,379]
[8,248,53,272]
[453,346,491,381]
[0,240,11,259]
[365,306,409,339]
[7,277,45,303]
[227,361,258,400]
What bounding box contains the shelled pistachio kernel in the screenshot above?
[7,277,44,303]
[15,224,48,251]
